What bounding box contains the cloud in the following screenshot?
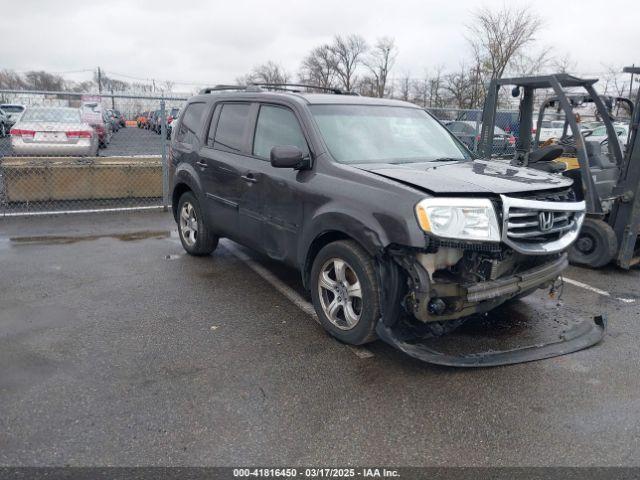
[2,0,637,87]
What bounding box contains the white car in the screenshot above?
[538,120,566,143]
[10,107,99,157]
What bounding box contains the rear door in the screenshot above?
[197,102,252,241]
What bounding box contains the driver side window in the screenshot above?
[253,105,309,159]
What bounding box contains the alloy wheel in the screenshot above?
[179,201,198,247]
[318,257,363,330]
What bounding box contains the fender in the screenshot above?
[298,200,425,288]
[171,163,204,219]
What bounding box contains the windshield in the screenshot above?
[21,108,81,123]
[310,105,470,164]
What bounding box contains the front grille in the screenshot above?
[507,208,577,243]
[500,194,585,255]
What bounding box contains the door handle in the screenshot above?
[241,174,258,183]
[196,159,208,168]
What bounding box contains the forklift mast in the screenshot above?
[610,66,640,268]
[480,74,625,216]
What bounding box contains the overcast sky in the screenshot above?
[3,0,638,88]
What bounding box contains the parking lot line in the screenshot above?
[563,276,635,303]
[222,240,375,359]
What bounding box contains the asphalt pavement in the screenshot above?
[1,211,639,466]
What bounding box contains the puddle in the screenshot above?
[7,230,171,246]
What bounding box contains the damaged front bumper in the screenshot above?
[376,315,606,367]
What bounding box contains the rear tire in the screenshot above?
[568,218,617,268]
[177,191,218,256]
[310,240,380,345]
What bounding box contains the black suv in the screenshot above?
[169,85,586,357]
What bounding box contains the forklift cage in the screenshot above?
[480,72,640,269]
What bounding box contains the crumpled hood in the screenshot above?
[353,159,572,194]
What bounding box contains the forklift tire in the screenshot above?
[568,218,617,268]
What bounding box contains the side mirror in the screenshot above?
[270,145,310,169]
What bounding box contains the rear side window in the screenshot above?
[177,102,206,144]
[253,105,308,159]
[212,103,251,153]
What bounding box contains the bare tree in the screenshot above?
[0,69,26,89]
[443,66,472,109]
[24,71,66,91]
[299,45,336,88]
[601,64,627,97]
[511,46,553,76]
[396,73,411,101]
[467,5,543,81]
[429,66,445,108]
[411,73,430,107]
[237,61,290,85]
[552,53,577,74]
[364,37,398,97]
[329,34,367,92]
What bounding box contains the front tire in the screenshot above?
[177,191,218,256]
[310,240,380,345]
[568,218,617,268]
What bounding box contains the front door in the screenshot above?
[237,103,310,263]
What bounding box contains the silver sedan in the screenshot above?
[10,107,99,157]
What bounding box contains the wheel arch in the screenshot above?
[300,212,390,290]
[171,165,203,221]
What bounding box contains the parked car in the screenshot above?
[166,107,181,138]
[105,109,120,132]
[137,111,150,128]
[144,111,155,129]
[0,108,9,137]
[0,104,26,130]
[111,109,126,128]
[585,123,629,144]
[145,110,157,131]
[169,88,586,356]
[444,120,515,155]
[11,107,98,156]
[152,109,163,133]
[81,103,112,148]
[538,120,566,143]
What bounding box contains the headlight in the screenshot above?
[415,197,500,242]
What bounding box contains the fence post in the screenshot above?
[160,97,168,212]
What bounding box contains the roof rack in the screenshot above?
[199,85,261,94]
[199,83,357,95]
[251,83,347,94]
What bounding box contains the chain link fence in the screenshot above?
[0,89,187,216]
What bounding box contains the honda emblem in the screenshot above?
[538,211,554,232]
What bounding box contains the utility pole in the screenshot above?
[97,67,102,94]
[630,64,636,98]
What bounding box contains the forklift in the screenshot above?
[536,93,633,171]
[479,71,640,269]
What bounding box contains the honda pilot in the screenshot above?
[168,85,599,365]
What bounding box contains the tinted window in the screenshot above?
[213,103,251,153]
[253,105,308,158]
[177,102,205,143]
